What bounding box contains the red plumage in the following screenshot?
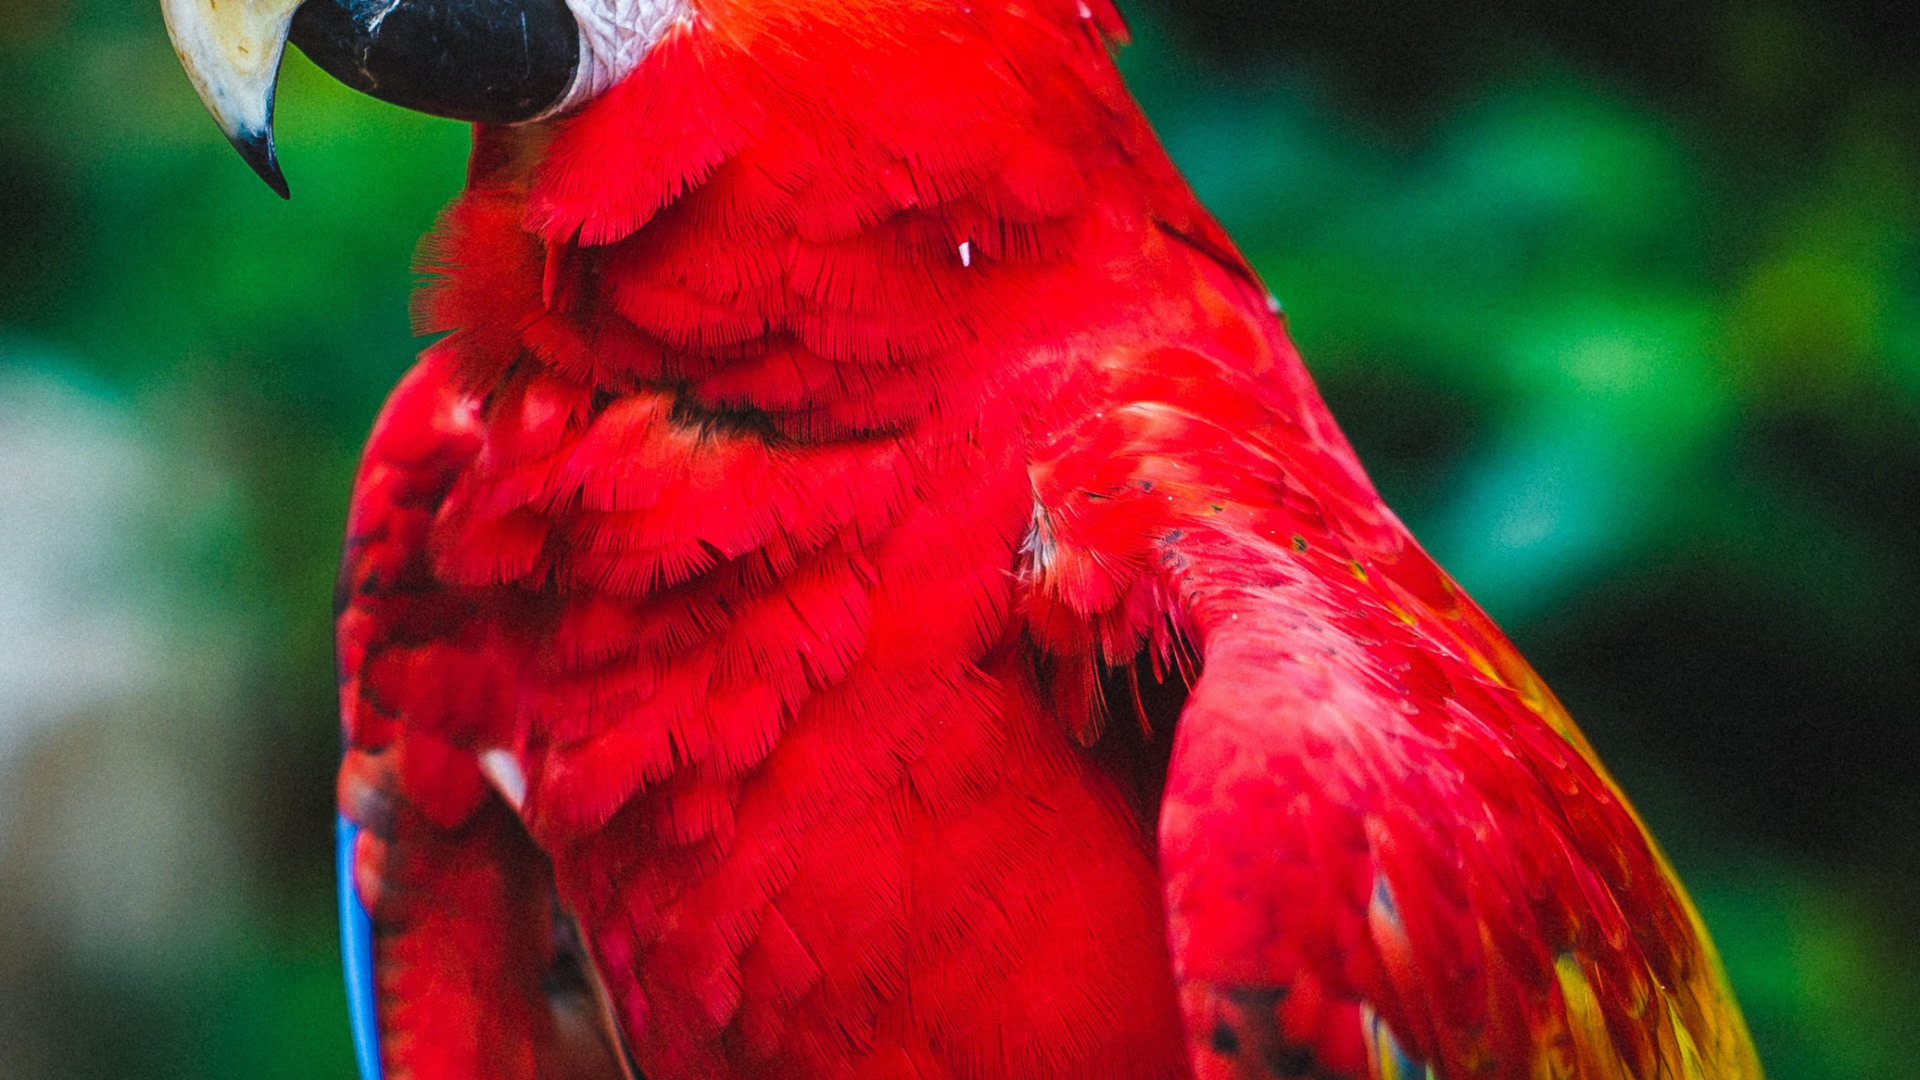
[335,3,1762,1078]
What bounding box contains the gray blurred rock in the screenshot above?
[0,357,250,1074]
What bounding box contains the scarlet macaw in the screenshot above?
[161,1,1764,1078]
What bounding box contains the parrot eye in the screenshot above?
[289,0,582,124]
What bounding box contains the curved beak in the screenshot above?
[162,0,584,200]
[161,0,301,197]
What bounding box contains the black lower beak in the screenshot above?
[291,0,581,126]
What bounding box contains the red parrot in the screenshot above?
[163,1,1764,1079]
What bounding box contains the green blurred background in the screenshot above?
[0,0,1915,1075]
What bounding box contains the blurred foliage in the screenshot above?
[0,0,1915,1076]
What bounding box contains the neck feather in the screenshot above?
[418,3,1202,439]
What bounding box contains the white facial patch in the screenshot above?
[545,0,693,116]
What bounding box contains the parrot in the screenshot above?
[160,1,1765,1079]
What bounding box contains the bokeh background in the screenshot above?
[1,0,1916,1075]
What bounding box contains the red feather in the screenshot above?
[337,3,1761,1079]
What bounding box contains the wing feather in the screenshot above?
[336,349,635,1080]
[1030,340,1761,1080]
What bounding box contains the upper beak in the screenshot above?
[161,0,302,197]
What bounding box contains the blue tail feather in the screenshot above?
[337,813,383,1080]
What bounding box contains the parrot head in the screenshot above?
[162,0,713,197]
[163,0,1094,196]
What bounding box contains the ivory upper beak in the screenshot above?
[161,0,304,197]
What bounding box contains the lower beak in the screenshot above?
[161,0,301,197]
